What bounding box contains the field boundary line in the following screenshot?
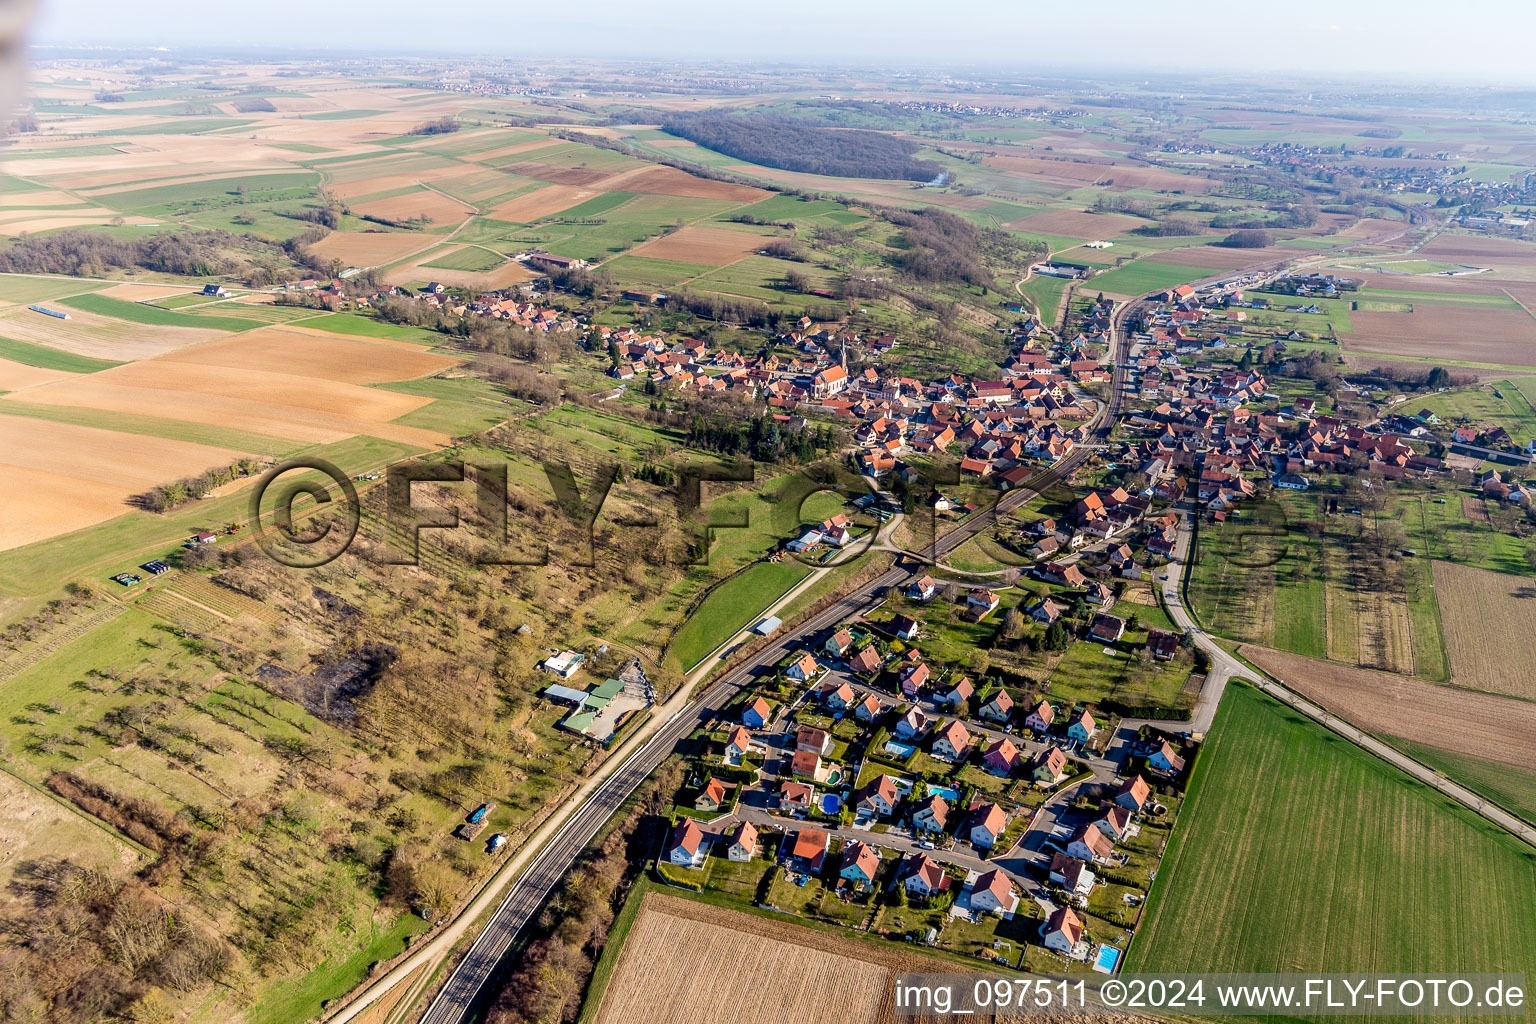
[0,761,157,860]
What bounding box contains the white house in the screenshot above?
[667,818,707,868]
[1042,906,1083,954]
[968,869,1015,915]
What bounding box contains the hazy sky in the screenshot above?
[27,0,1536,86]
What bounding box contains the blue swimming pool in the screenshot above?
[1093,944,1121,974]
[820,793,841,815]
[927,783,961,802]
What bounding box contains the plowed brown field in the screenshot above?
[595,892,988,1024]
[630,225,766,265]
[490,184,603,223]
[307,231,433,266]
[1239,645,1536,771]
[0,418,245,550]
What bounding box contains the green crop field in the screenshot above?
[1084,259,1208,296]
[1131,682,1536,994]
[0,400,305,455]
[95,172,321,212]
[421,246,508,272]
[601,255,714,287]
[57,293,267,332]
[292,311,448,346]
[0,275,110,304]
[0,336,122,373]
[504,194,739,262]
[1378,736,1536,826]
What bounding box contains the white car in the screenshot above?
[918,840,936,850]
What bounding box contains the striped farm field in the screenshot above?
[1130,682,1536,1002]
[1431,560,1536,700]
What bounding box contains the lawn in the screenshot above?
[669,560,812,671]
[1130,682,1536,985]
[1411,379,1536,447]
[57,292,267,332]
[601,255,715,287]
[1044,638,1193,710]
[377,375,524,437]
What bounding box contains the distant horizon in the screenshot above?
[24,0,1536,90]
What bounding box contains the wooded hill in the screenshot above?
[661,112,945,182]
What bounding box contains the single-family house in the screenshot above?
[823,629,855,658]
[900,661,931,697]
[855,693,885,723]
[1145,630,1179,661]
[931,720,972,761]
[969,802,1008,849]
[796,725,834,756]
[857,775,899,819]
[742,696,772,729]
[1094,805,1132,841]
[790,827,829,871]
[725,726,753,762]
[1024,700,1055,733]
[695,777,727,812]
[1088,613,1126,644]
[983,737,1022,774]
[839,840,881,885]
[900,852,949,899]
[1149,740,1186,776]
[1042,906,1083,954]
[969,869,1015,915]
[1066,824,1114,865]
[1049,851,1096,897]
[978,688,1014,723]
[791,749,824,780]
[780,780,814,811]
[1033,745,1068,785]
[890,614,921,641]
[849,646,884,677]
[967,588,1001,617]
[1115,775,1152,814]
[894,706,928,740]
[819,680,855,710]
[726,821,759,861]
[1066,709,1097,746]
[786,652,824,682]
[908,576,938,602]
[912,794,949,832]
[666,818,707,868]
[944,676,974,709]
